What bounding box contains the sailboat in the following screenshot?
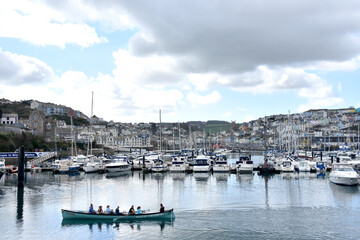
[150,110,168,172]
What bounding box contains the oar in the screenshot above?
[113,214,130,222]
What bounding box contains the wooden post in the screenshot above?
[18,146,25,187]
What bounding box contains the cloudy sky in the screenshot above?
[0,0,359,123]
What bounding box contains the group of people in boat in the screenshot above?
[88,203,165,215]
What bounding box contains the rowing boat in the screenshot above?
[61,209,175,221]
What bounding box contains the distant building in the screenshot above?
[28,109,45,137]
[1,113,18,125]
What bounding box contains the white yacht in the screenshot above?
[298,160,311,172]
[213,155,230,172]
[281,159,295,172]
[329,163,359,186]
[193,155,212,172]
[236,154,253,174]
[151,158,168,172]
[169,156,187,172]
[105,156,131,172]
[84,156,104,173]
[132,153,159,170]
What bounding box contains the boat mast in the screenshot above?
[178,121,181,152]
[159,109,162,153]
[71,116,74,156]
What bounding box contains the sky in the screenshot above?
[0,0,360,123]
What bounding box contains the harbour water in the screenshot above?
[1,154,360,239]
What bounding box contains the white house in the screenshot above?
[1,113,18,125]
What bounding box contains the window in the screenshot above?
[7,117,9,120]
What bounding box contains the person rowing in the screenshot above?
[115,206,120,215]
[136,206,142,214]
[97,205,103,214]
[128,205,135,215]
[88,204,95,214]
[160,203,165,213]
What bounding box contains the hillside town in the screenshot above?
[1,99,360,153]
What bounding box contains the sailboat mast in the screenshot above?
[90,91,94,156]
[159,109,162,153]
[178,121,181,152]
[71,116,74,156]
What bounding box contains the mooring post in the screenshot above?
[142,155,145,169]
[18,146,25,187]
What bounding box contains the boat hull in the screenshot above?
[106,165,131,172]
[61,209,175,221]
[236,164,253,174]
[193,165,211,172]
[329,176,359,186]
[213,165,230,172]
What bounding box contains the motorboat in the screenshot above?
[151,158,168,172]
[281,159,295,172]
[193,155,212,172]
[132,153,159,170]
[105,156,131,172]
[169,156,187,172]
[236,154,253,174]
[84,156,105,173]
[52,159,79,174]
[213,155,230,172]
[298,160,311,172]
[329,163,359,186]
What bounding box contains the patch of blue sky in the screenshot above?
[324,70,360,108]
[0,28,137,77]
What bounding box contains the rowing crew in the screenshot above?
[88,203,165,215]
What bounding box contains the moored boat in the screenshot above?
[213,155,230,172]
[236,153,253,174]
[169,156,187,172]
[61,209,175,221]
[329,163,359,186]
[193,155,212,172]
[105,155,131,172]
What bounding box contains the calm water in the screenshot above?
[1,154,360,239]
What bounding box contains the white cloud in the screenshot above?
[0,48,53,84]
[0,0,107,48]
[223,111,232,118]
[186,91,222,107]
[245,115,255,122]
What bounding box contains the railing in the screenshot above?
[28,152,57,165]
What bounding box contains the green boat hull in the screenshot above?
[61,209,175,222]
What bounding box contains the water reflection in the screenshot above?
[213,172,230,182]
[193,173,210,182]
[61,218,174,232]
[170,173,186,181]
[329,182,360,203]
[151,173,166,181]
[316,173,326,179]
[16,185,24,221]
[236,173,254,183]
[106,172,131,179]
